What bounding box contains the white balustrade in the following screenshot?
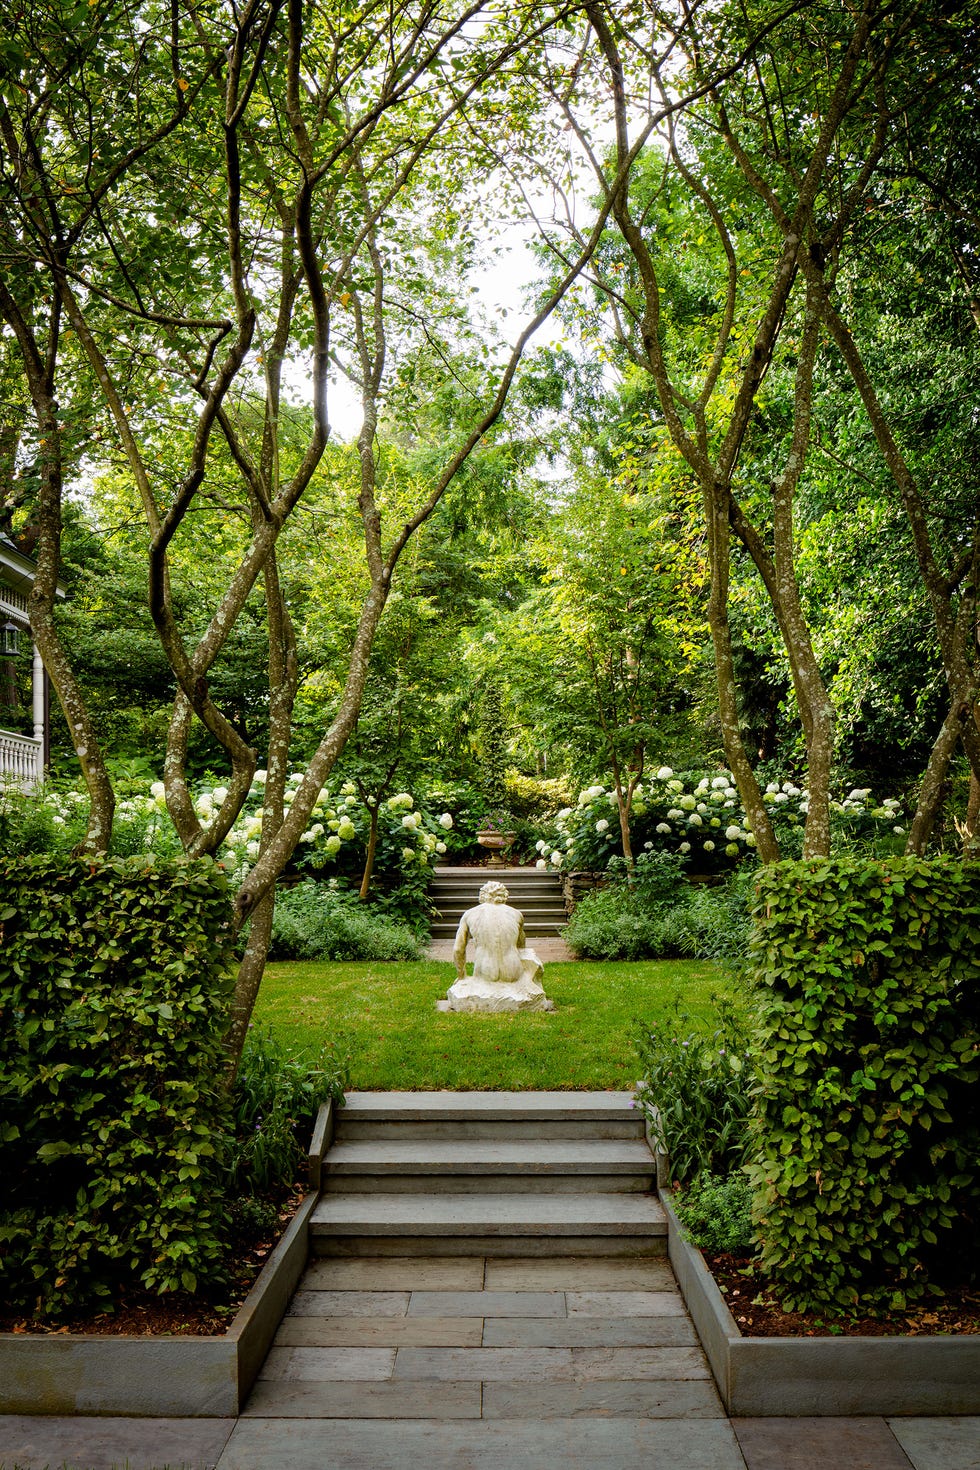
[0,729,44,786]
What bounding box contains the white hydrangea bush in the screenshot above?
[22,774,455,893]
[534,769,906,874]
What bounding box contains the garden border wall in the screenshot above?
[0,1186,320,1417]
[662,1189,980,1416]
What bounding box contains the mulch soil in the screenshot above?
[706,1251,980,1337]
[0,1186,307,1338]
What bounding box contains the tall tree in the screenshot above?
[0,0,611,1070]
[543,0,978,857]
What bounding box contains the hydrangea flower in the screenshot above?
[439,813,453,829]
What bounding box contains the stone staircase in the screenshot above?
[237,1093,718,1461]
[428,865,568,941]
[310,1092,667,1257]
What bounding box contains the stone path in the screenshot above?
[3,1086,980,1468]
[3,1254,978,1469]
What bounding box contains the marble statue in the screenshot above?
[439,880,553,1013]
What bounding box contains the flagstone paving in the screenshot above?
[3,1261,980,1469]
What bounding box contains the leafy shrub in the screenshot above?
[634,1003,754,1184]
[0,783,87,854]
[0,856,236,1319]
[269,880,423,961]
[229,1025,349,1195]
[562,884,667,961]
[228,1194,281,1247]
[625,849,689,904]
[563,859,752,964]
[748,856,980,1314]
[674,1172,755,1254]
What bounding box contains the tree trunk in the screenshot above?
[359,805,381,900]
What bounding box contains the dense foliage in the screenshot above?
[748,857,980,1312]
[0,857,235,1317]
[269,882,424,962]
[635,1003,755,1185]
[229,1026,349,1197]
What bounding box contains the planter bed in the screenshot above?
[662,1188,980,1417]
[0,1103,335,1417]
[0,1191,317,1418]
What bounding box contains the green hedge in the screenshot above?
[748,856,980,1313]
[0,855,236,1318]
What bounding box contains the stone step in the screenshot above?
[431,896,566,913]
[430,891,566,905]
[334,1092,645,1143]
[434,899,570,911]
[431,876,567,887]
[310,1192,668,1258]
[338,1117,645,1142]
[431,911,567,934]
[323,1139,655,1194]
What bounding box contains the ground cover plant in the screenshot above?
[254,957,736,1091]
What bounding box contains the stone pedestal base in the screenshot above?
[439,949,553,1013]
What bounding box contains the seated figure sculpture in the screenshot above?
[440,880,553,1013]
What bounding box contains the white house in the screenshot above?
[0,535,56,786]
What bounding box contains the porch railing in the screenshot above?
[0,729,44,786]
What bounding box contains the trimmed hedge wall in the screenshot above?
[0,855,236,1319]
[747,856,980,1313]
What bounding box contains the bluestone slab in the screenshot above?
[481,1379,725,1419]
[392,1346,575,1381]
[259,1345,395,1381]
[407,1290,566,1317]
[566,1290,686,1316]
[301,1256,485,1290]
[0,1414,235,1470]
[215,1416,750,1469]
[338,1091,638,1120]
[484,1257,674,1291]
[565,1346,711,1381]
[887,1417,980,1470]
[311,1191,667,1235]
[275,1315,484,1347]
[240,1380,482,1419]
[287,1289,409,1317]
[482,1316,699,1348]
[731,1416,915,1469]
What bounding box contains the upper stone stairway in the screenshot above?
[429,865,568,941]
[310,1092,667,1258]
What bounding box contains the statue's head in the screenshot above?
[478,881,509,905]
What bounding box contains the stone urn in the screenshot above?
[476,829,516,865]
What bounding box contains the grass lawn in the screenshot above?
[254,957,739,1091]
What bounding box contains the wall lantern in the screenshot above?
[2,620,21,657]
